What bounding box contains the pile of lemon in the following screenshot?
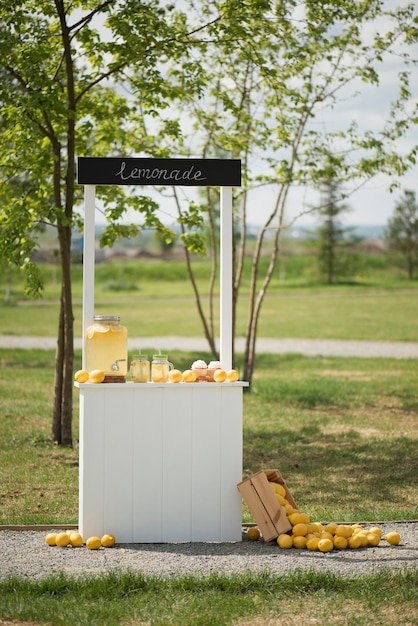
[267,481,401,551]
[45,530,115,550]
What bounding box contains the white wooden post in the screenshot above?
[220,186,233,371]
[82,185,96,369]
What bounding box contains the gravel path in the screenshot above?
[0,523,416,580]
[1,335,418,359]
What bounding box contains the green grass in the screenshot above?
[0,349,417,526]
[0,569,417,626]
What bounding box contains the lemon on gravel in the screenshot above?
[56,532,70,547]
[333,535,348,550]
[292,535,308,549]
[357,532,369,547]
[213,369,227,382]
[292,523,308,537]
[348,534,362,549]
[246,528,260,541]
[182,369,196,383]
[321,531,334,541]
[367,532,380,547]
[89,369,105,384]
[369,527,383,538]
[69,532,83,547]
[74,369,89,383]
[45,532,57,546]
[86,536,102,550]
[318,538,334,553]
[101,533,116,547]
[324,522,338,535]
[168,369,183,383]
[288,512,310,526]
[385,531,401,545]
[277,534,293,549]
[307,537,320,551]
[335,524,353,538]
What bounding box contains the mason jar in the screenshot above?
[130,354,150,383]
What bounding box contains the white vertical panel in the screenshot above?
[191,387,222,541]
[103,388,134,542]
[78,388,105,539]
[161,387,193,542]
[220,186,233,371]
[132,388,164,542]
[220,386,243,540]
[82,185,96,370]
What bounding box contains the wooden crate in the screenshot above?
[237,469,297,542]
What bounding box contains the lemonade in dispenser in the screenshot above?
[85,315,128,381]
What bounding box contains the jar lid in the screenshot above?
[153,354,167,359]
[134,354,148,359]
[94,315,120,323]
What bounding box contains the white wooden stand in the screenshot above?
[77,381,246,543]
[77,160,245,543]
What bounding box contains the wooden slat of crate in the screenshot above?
[238,470,293,542]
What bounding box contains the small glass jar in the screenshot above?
[130,354,150,383]
[151,354,173,383]
[85,315,128,380]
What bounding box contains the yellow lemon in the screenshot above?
[277,534,293,549]
[333,535,348,550]
[55,532,70,547]
[321,531,334,540]
[69,532,83,547]
[269,482,287,498]
[89,369,105,384]
[335,524,353,538]
[318,538,334,553]
[213,369,227,382]
[307,537,320,551]
[369,527,383,538]
[101,533,116,547]
[348,534,362,549]
[312,522,323,533]
[182,369,196,383]
[385,531,401,545]
[367,532,380,547]
[226,369,239,382]
[288,512,310,526]
[86,536,102,550]
[74,369,89,383]
[45,532,57,546]
[246,528,260,541]
[357,533,369,547]
[324,522,338,535]
[292,535,308,549]
[284,504,294,515]
[275,494,287,507]
[168,369,183,383]
[352,524,363,532]
[292,523,308,537]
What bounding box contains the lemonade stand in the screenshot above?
[76,157,247,543]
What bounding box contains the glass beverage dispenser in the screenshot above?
[85,315,128,382]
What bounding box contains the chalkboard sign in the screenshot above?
[77,157,241,187]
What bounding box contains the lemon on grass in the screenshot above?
[246,528,260,541]
[86,536,102,550]
[277,534,293,549]
[385,531,401,545]
[56,532,70,547]
[101,533,116,547]
[45,532,57,546]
